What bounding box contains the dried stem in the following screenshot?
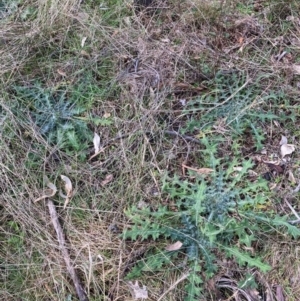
[157,270,190,301]
[47,199,89,301]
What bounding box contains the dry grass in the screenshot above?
[1,0,300,300]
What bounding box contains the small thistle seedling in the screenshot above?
[123,138,300,300]
[12,83,93,160]
[0,0,20,19]
[182,72,279,140]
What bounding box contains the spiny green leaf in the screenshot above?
[271,216,300,239]
[185,267,203,301]
[141,252,173,271]
[89,116,113,126]
[247,213,300,239]
[238,273,258,289]
[125,251,173,279]
[223,246,271,272]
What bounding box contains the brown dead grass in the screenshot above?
[1,0,300,300]
[0,0,81,81]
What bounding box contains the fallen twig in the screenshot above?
[293,182,300,193]
[157,270,190,301]
[289,218,300,225]
[164,130,202,144]
[285,198,300,220]
[276,51,287,62]
[47,199,89,301]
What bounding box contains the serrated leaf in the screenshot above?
[123,225,141,240]
[239,234,256,248]
[272,216,300,238]
[91,117,113,126]
[142,252,173,271]
[223,246,271,272]
[125,263,145,279]
[185,270,203,301]
[66,130,80,150]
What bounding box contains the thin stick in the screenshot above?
[164,130,202,144]
[293,182,300,193]
[157,270,190,301]
[284,198,300,220]
[206,77,250,114]
[285,198,300,224]
[289,218,300,224]
[47,199,89,301]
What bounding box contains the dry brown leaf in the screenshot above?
[149,87,155,100]
[128,281,148,300]
[238,36,244,45]
[123,16,131,26]
[260,148,267,155]
[81,36,87,47]
[265,288,273,301]
[57,69,67,77]
[34,176,57,202]
[165,241,183,251]
[245,288,260,300]
[175,82,191,89]
[101,174,113,186]
[288,170,296,183]
[179,99,187,106]
[182,163,214,175]
[280,135,295,158]
[93,132,101,154]
[233,166,243,172]
[137,200,148,209]
[161,38,170,43]
[292,64,300,75]
[248,170,258,177]
[262,159,281,165]
[280,135,288,146]
[281,143,295,158]
[89,133,104,160]
[275,285,285,301]
[265,162,284,174]
[80,50,90,58]
[61,175,72,195]
[61,175,73,209]
[103,112,111,118]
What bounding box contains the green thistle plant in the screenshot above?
[123,138,300,300]
[181,72,279,151]
[13,83,92,159]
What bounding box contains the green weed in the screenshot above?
[10,81,113,160]
[123,137,300,300]
[0,0,20,19]
[183,72,275,131]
